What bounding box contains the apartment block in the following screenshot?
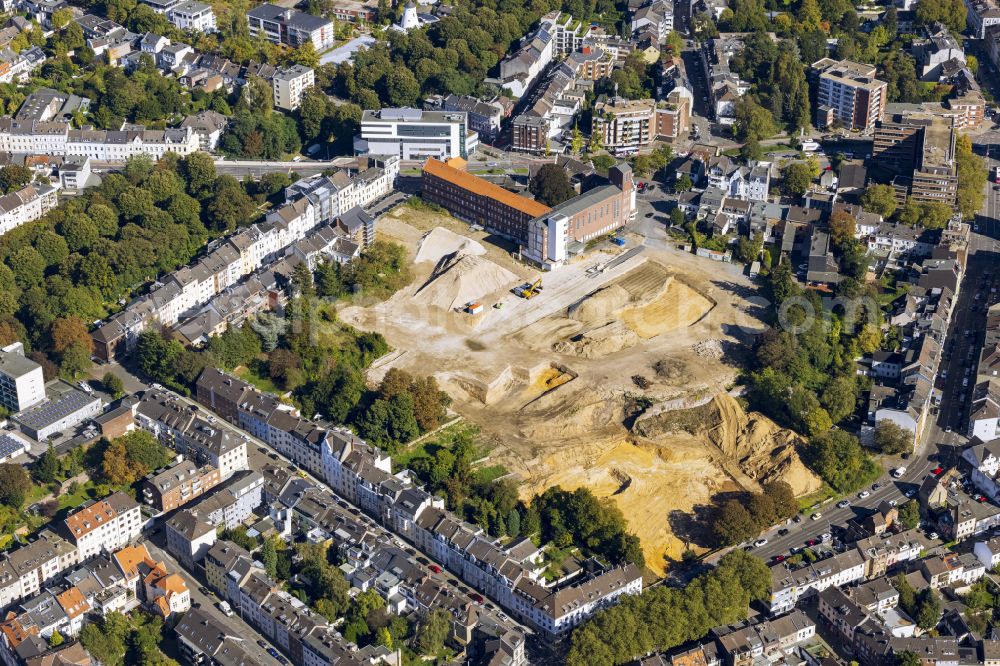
[63,493,142,561]
[142,459,222,513]
[0,343,45,413]
[272,65,315,111]
[811,58,887,132]
[441,95,504,142]
[511,115,549,153]
[966,0,1000,37]
[591,95,654,155]
[247,3,335,51]
[0,181,59,238]
[359,108,478,160]
[655,90,693,141]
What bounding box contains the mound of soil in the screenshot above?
[553,320,640,358]
[414,251,518,311]
[635,392,821,496]
[414,227,487,264]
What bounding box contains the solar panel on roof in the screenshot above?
[0,435,24,458]
[17,391,95,429]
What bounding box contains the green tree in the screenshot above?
[804,430,880,493]
[714,500,757,545]
[0,464,33,508]
[416,609,452,656]
[0,165,31,193]
[103,372,125,398]
[898,500,920,530]
[34,442,60,484]
[530,164,576,207]
[875,419,912,455]
[782,162,813,196]
[49,629,64,647]
[262,536,279,579]
[860,184,898,218]
[676,174,693,192]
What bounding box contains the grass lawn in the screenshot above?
[474,465,508,484]
[234,365,282,395]
[797,485,836,512]
[56,480,101,511]
[393,421,479,470]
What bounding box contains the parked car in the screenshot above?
[836,500,850,508]
[810,512,822,520]
[858,490,870,499]
[428,564,442,574]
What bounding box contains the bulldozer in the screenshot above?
[513,278,543,299]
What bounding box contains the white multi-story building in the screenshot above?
[64,493,142,561]
[358,108,477,160]
[769,549,867,615]
[169,0,216,31]
[0,182,59,237]
[0,119,200,159]
[272,65,314,111]
[0,343,45,412]
[963,439,1000,501]
[0,531,78,609]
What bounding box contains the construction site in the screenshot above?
[341,202,819,575]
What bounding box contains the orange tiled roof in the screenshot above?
[0,614,36,648]
[65,500,116,539]
[113,543,152,579]
[422,158,551,219]
[56,586,90,620]
[153,596,170,617]
[156,573,188,596]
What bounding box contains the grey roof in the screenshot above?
[0,347,40,379]
[532,184,621,222]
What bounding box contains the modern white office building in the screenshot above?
[357,108,478,160]
[169,0,217,32]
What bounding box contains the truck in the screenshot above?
[993,165,1000,183]
[801,140,820,152]
[217,601,233,617]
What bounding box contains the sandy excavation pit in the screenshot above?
[340,218,807,575]
[519,260,716,358]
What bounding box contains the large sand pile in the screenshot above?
[413,251,518,311]
[415,227,487,264]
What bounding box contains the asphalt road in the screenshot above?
[744,160,1000,564]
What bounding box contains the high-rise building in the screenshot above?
[811,58,887,132]
[272,65,314,111]
[0,343,44,413]
[591,96,655,155]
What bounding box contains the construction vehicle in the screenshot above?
[513,278,543,299]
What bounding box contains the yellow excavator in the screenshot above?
[514,278,543,299]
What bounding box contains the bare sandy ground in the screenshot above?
[342,210,813,575]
